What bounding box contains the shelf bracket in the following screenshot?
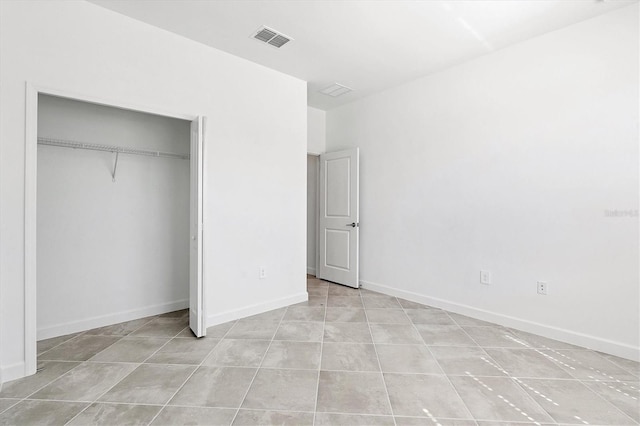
[112,151,119,183]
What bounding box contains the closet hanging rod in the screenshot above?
[37,137,190,160]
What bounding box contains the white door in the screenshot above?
[189,116,205,337]
[318,148,359,288]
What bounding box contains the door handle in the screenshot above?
[346,222,358,228]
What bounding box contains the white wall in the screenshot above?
[326,5,639,360]
[307,155,318,275]
[307,107,326,154]
[37,95,190,339]
[0,0,307,382]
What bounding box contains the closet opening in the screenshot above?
[23,86,205,377]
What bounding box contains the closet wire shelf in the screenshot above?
[37,137,190,160]
[37,137,189,182]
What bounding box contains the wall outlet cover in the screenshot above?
[480,270,491,285]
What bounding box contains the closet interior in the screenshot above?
[36,94,191,341]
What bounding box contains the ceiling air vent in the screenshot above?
[252,26,292,48]
[319,83,353,98]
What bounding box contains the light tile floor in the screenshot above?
[1,277,638,425]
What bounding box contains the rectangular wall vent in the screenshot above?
[319,83,353,97]
[252,26,292,48]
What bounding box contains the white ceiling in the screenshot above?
[89,0,635,110]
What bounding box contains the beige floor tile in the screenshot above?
[518,378,637,425]
[0,361,80,398]
[169,366,256,408]
[90,337,169,363]
[462,326,525,348]
[362,295,402,309]
[510,329,584,350]
[321,343,380,372]
[84,317,155,336]
[547,349,640,381]
[405,309,456,325]
[37,332,83,355]
[317,371,391,415]
[145,337,220,365]
[307,287,329,297]
[99,364,195,405]
[67,403,161,425]
[447,313,495,327]
[203,321,237,338]
[327,295,364,308]
[598,353,640,377]
[129,318,188,338]
[274,321,323,342]
[262,341,321,370]
[225,320,280,340]
[397,298,432,310]
[152,406,236,425]
[395,418,477,425]
[31,362,137,402]
[430,346,508,376]
[583,379,640,422]
[370,324,424,344]
[450,375,554,423]
[294,296,327,307]
[39,335,121,361]
[328,285,362,296]
[483,348,573,379]
[242,369,318,411]
[233,409,314,425]
[415,324,477,346]
[0,400,20,414]
[325,307,367,323]
[366,309,411,324]
[376,344,442,374]
[282,306,325,322]
[384,373,471,418]
[0,400,88,425]
[203,339,270,367]
[315,412,394,425]
[324,323,373,343]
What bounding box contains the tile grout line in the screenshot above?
[63,316,192,425]
[144,320,236,426]
[38,313,160,359]
[7,315,168,424]
[228,305,289,425]
[311,286,328,426]
[401,298,479,424]
[443,310,569,424]
[452,319,633,425]
[360,286,398,426]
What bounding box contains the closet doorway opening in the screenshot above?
[24,85,205,378]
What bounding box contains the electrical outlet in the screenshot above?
[480,270,491,285]
[537,281,547,295]
[259,266,267,279]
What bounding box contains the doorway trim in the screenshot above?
[24,83,203,377]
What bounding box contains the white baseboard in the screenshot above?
[37,299,189,341]
[1,361,26,384]
[306,267,316,276]
[361,279,640,362]
[207,292,308,327]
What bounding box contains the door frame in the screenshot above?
[23,83,205,377]
[307,153,321,277]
